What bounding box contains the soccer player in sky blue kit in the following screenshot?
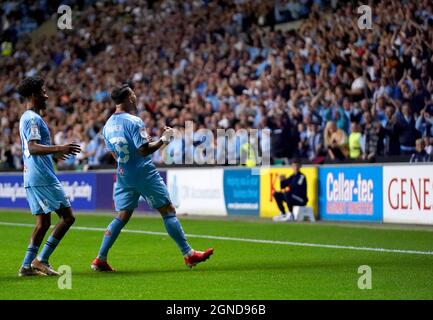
[17,77,81,276]
[91,84,213,271]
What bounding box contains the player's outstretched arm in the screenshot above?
[28,141,81,159]
[138,140,164,157]
[138,126,173,157]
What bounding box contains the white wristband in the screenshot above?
[161,136,169,144]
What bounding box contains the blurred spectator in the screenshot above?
[304,122,324,163]
[324,121,347,161]
[10,136,22,169]
[381,106,401,156]
[362,111,382,161]
[425,137,433,157]
[269,115,293,161]
[410,139,432,163]
[416,105,433,137]
[348,122,362,160]
[394,103,421,154]
[85,135,106,167]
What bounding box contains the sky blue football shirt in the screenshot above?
[103,112,157,187]
[19,109,59,187]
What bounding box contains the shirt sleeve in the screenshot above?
[297,174,305,186]
[103,136,114,152]
[131,120,149,150]
[101,127,114,152]
[280,178,290,189]
[26,116,42,141]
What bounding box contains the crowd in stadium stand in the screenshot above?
[1,0,433,171]
[0,1,93,44]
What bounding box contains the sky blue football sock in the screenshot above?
[163,213,192,256]
[97,217,125,261]
[38,236,60,263]
[22,244,39,268]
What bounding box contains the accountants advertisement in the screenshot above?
[383,165,433,225]
[0,174,28,209]
[0,172,97,210]
[319,166,382,222]
[223,169,260,215]
[260,167,318,218]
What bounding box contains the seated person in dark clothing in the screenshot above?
[272,159,309,222]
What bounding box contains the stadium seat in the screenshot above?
[293,206,315,222]
[273,158,289,165]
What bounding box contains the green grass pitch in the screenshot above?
[0,210,433,300]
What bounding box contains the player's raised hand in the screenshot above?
[58,143,82,156]
[163,125,173,133]
[161,126,174,145]
[53,153,70,161]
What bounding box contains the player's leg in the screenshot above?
[142,174,213,268]
[158,203,192,256]
[157,203,214,269]
[95,210,133,262]
[19,212,51,276]
[35,206,75,264]
[31,214,52,246]
[31,183,75,275]
[91,187,139,271]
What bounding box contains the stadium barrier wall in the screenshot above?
[0,171,165,212]
[167,168,227,216]
[166,167,261,216]
[1,164,432,225]
[318,166,383,222]
[223,169,260,215]
[383,165,433,225]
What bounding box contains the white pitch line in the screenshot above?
[1,221,433,256]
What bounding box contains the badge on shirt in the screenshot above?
[30,122,41,140]
[30,124,39,136]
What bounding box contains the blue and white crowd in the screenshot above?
[1,0,433,170]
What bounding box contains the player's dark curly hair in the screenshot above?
[111,84,131,104]
[17,76,45,98]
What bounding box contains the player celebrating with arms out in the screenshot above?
[91,84,213,271]
[17,76,81,276]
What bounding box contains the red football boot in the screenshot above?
[91,258,116,272]
[184,248,214,269]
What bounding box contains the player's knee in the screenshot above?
[63,214,75,227]
[273,192,282,200]
[158,203,176,216]
[68,215,76,226]
[36,220,50,233]
[117,211,133,224]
